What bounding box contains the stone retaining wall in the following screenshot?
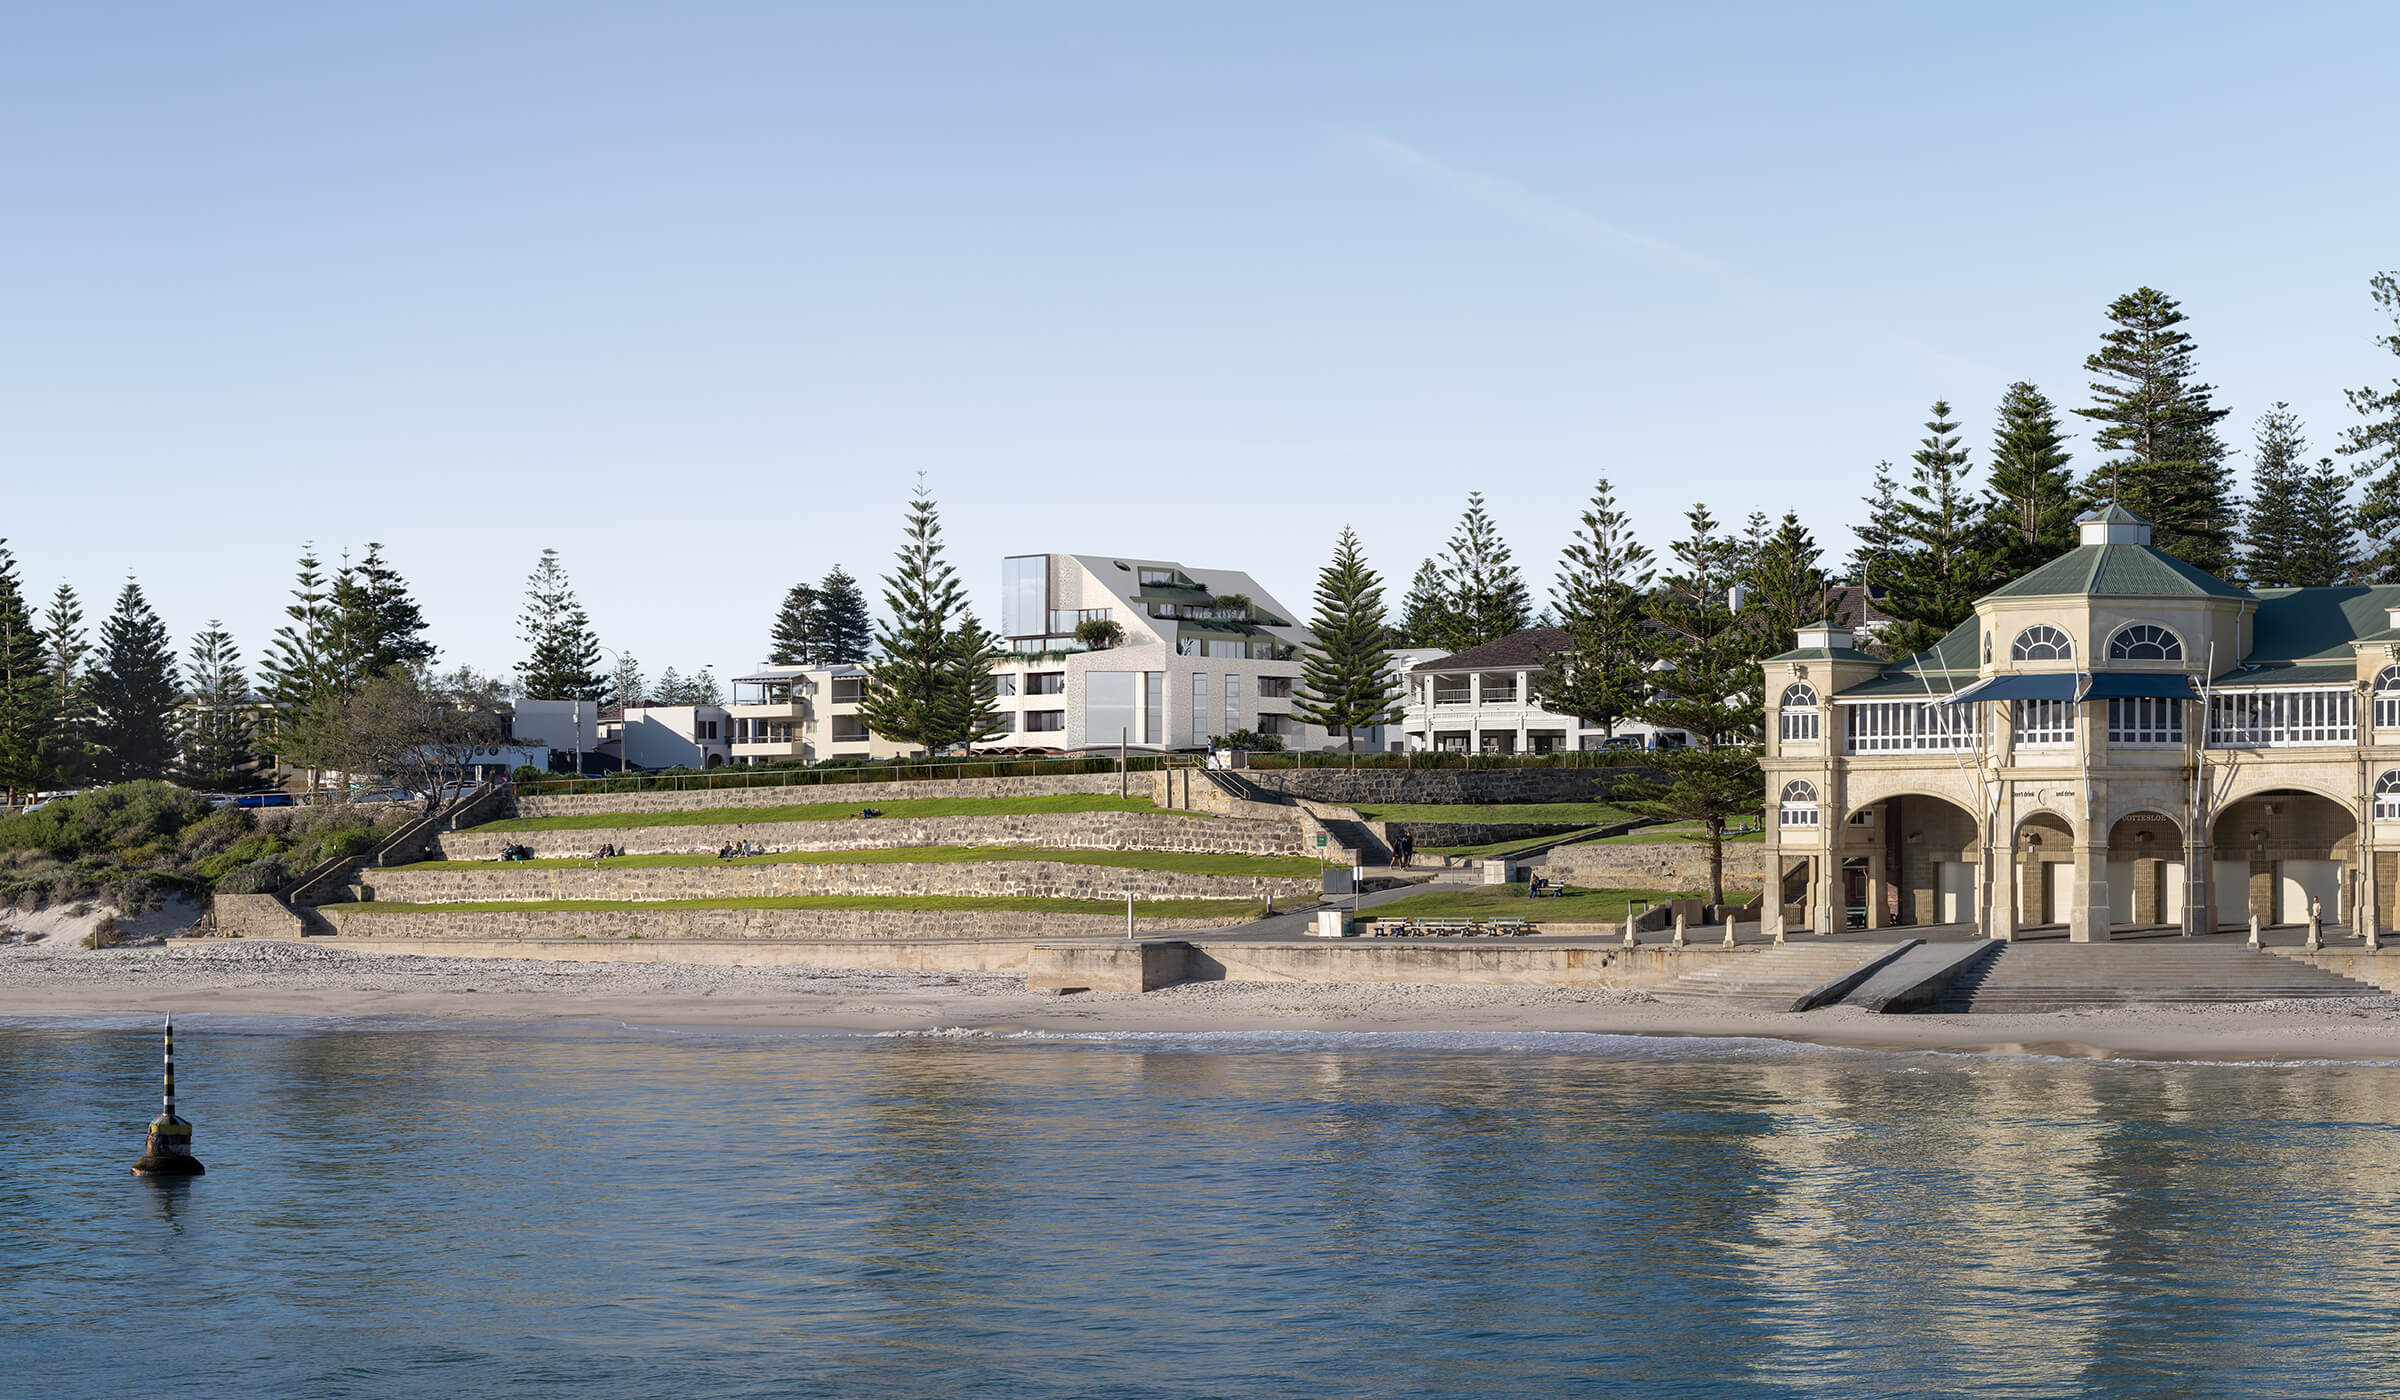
[512,771,1128,819]
[440,810,1304,861]
[1542,840,1765,892]
[1390,821,1593,849]
[1238,769,1634,805]
[307,936,1051,973]
[210,892,308,939]
[358,860,1316,905]
[317,905,1246,942]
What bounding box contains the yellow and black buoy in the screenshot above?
[130,1015,204,1178]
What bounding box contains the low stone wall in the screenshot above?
[1239,768,1634,806]
[2276,948,2400,992]
[209,893,309,939]
[310,936,1051,973]
[357,860,1315,905]
[512,771,1127,819]
[1390,821,1593,849]
[317,905,1249,942]
[438,811,1307,861]
[1541,840,1765,893]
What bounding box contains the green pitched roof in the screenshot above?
[1984,542,2248,600]
[2206,586,2400,685]
[1764,644,1883,664]
[1834,616,1978,699]
[2080,502,2149,525]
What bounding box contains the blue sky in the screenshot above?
[5,2,2397,687]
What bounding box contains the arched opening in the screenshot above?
[705,752,725,769]
[2209,790,2357,928]
[2013,811,2077,930]
[1829,792,1983,931]
[2106,812,2186,931]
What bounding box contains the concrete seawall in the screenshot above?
[358,860,1318,905]
[438,811,1308,861]
[513,771,1129,819]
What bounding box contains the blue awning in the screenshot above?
[1943,673,2082,705]
[2080,672,2198,701]
[1943,671,2200,704]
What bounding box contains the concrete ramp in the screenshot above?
[1835,942,1999,1014]
[1933,943,2390,1013]
[1648,941,1917,1013]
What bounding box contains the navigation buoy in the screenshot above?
[130,1016,204,1178]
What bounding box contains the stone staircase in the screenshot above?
[1932,943,2389,1013]
[1649,942,1913,1012]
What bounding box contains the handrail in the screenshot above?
[285,782,509,906]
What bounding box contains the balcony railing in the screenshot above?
[2206,689,2354,747]
[1431,688,1472,705]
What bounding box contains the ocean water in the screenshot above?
[4,1021,2398,1399]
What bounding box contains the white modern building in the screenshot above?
[1402,628,1693,754]
[597,703,734,770]
[724,663,910,765]
[986,553,1387,752]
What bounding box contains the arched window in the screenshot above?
[2107,624,2183,661]
[1779,779,1820,828]
[2376,665,2400,730]
[2378,771,2400,822]
[1778,683,1820,743]
[2012,625,2074,662]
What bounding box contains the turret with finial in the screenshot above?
[130,1016,204,1178]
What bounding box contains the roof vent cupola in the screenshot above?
[2079,503,2152,547]
[1794,621,1854,652]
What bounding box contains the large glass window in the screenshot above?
[2014,699,2076,746]
[1841,702,1977,753]
[1023,711,1064,733]
[1026,672,1065,696]
[1144,672,1162,745]
[1779,780,1820,828]
[1085,672,1137,745]
[1224,674,1242,733]
[1191,673,1208,743]
[2206,690,2356,747]
[2377,665,2400,729]
[1001,555,1047,638]
[2107,697,2183,746]
[2012,625,2074,662]
[1779,683,1819,742]
[2107,624,2183,660]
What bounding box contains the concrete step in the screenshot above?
[1934,943,2389,1012]
[1650,941,1916,1013]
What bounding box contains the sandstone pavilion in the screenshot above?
[1763,505,2400,942]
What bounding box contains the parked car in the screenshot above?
[1599,736,1643,751]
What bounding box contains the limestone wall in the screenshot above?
[512,771,1128,819]
[311,935,1050,973]
[437,811,1308,861]
[1387,821,1593,849]
[210,893,308,939]
[317,905,1248,942]
[1237,768,1634,805]
[357,859,1316,905]
[1541,840,1765,893]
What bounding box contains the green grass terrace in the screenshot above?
[390,846,1326,878]
[1366,885,1700,923]
[340,895,1265,918]
[473,795,1177,833]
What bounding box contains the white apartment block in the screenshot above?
[599,703,734,770]
[986,553,1388,752]
[1403,628,1692,754]
[725,664,911,765]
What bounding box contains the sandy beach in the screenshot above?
[6,939,2400,1062]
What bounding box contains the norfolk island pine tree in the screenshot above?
[1294,527,1403,752]
[1535,478,1655,742]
